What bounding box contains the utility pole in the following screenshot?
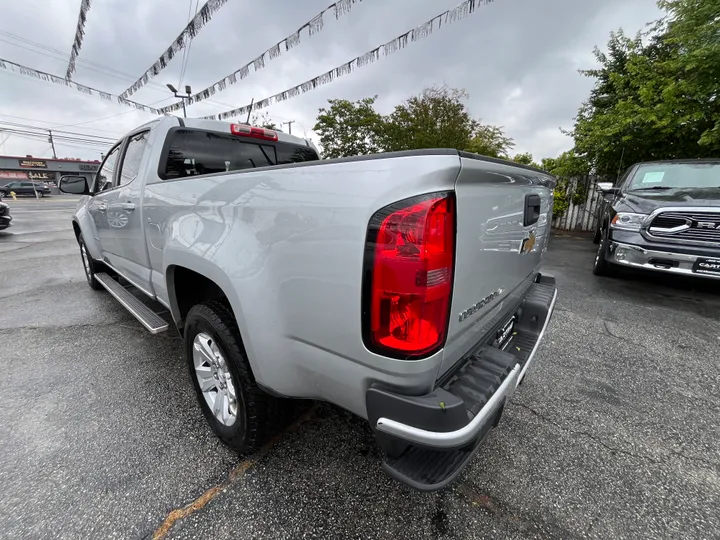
[283,120,295,135]
[48,130,57,159]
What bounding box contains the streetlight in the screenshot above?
[166,83,192,118]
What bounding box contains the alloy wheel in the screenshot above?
[192,332,238,426]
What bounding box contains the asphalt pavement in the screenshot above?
[1,198,718,539]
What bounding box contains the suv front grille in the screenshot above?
[648,211,720,243]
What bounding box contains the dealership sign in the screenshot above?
[28,172,54,180]
[19,159,47,168]
[0,170,28,179]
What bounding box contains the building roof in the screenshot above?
[0,154,101,164]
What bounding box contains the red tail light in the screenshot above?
[230,123,279,141]
[362,192,456,359]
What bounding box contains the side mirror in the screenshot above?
[59,175,89,195]
[596,182,621,195]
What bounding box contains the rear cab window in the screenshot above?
[159,128,319,180]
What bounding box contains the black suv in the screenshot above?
[0,181,51,197]
[593,159,720,280]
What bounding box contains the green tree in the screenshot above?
[466,125,515,158]
[541,150,592,217]
[542,150,590,178]
[250,111,279,130]
[570,0,720,174]
[510,152,540,168]
[313,86,515,159]
[313,97,385,159]
[381,86,478,152]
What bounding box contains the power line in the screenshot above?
[0,132,109,152]
[0,57,168,116]
[0,113,127,135]
[121,0,231,98]
[0,35,170,94]
[0,129,111,147]
[0,30,141,80]
[178,0,200,88]
[47,96,174,129]
[0,120,117,141]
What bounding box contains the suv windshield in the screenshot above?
[161,129,320,180]
[627,162,720,191]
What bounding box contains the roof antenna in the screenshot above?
[245,98,254,125]
[616,147,625,182]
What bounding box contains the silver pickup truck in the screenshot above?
[60,117,558,490]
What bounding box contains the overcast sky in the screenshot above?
[0,0,662,161]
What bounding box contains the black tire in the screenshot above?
[37,191,44,198]
[184,301,283,454]
[592,229,617,277]
[78,234,103,290]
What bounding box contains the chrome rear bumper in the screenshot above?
[608,241,720,280]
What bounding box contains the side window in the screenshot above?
[96,145,121,192]
[119,132,149,186]
[162,129,274,179]
[618,166,635,190]
[275,143,319,164]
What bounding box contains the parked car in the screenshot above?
[0,181,51,197]
[0,196,11,230]
[593,159,720,279]
[60,117,558,491]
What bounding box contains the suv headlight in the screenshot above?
[611,212,647,232]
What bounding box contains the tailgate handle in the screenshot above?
[523,194,541,226]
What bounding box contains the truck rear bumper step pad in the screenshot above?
[369,274,557,491]
[94,273,169,334]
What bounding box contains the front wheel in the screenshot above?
[592,231,617,277]
[185,301,283,454]
[78,234,102,290]
[37,191,44,198]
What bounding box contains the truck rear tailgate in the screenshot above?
[440,155,554,377]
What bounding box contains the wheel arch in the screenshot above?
[164,257,257,376]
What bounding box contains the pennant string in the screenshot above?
[159,0,364,112]
[119,0,230,99]
[66,0,92,80]
[210,0,494,121]
[0,57,164,115]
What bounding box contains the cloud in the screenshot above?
[0,0,662,160]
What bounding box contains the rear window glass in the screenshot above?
[161,129,319,180]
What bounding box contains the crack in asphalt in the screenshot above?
[601,319,651,352]
[512,400,719,469]
[511,400,662,464]
[454,481,585,539]
[146,407,317,540]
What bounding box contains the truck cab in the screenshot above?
[593,159,720,280]
[60,117,558,491]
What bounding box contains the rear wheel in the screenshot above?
[592,229,617,277]
[184,301,283,454]
[78,234,102,290]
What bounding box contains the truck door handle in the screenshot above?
[119,202,135,211]
[523,194,541,226]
